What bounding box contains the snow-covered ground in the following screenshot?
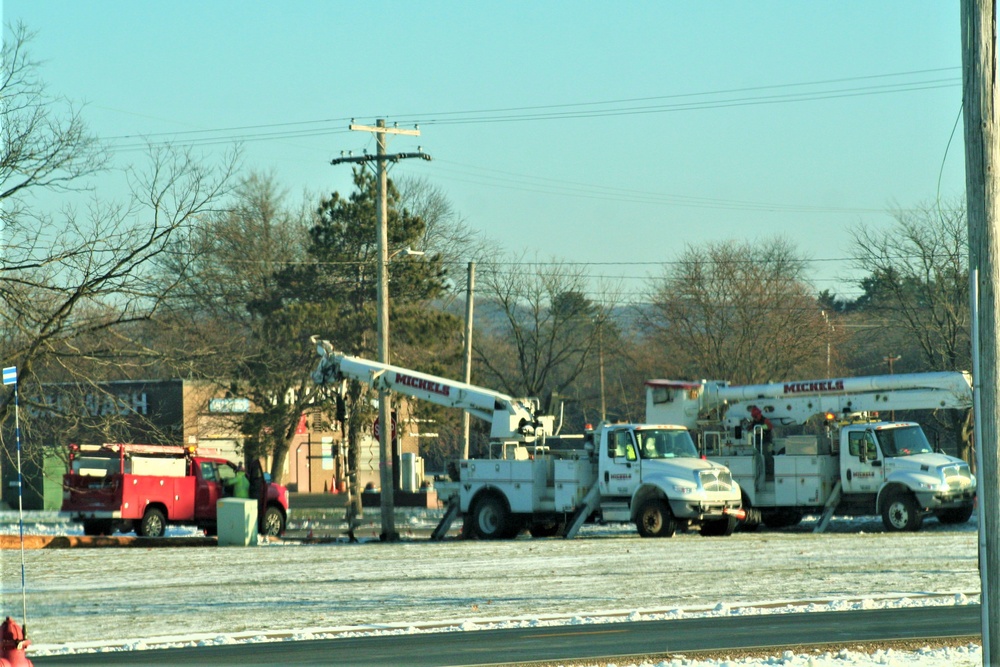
[0,510,985,666]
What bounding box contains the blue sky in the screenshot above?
[4,2,966,301]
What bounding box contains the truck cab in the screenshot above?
[839,422,976,530]
[596,424,742,537]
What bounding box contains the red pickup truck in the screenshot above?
[61,443,289,538]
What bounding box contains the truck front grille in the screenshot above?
[941,464,973,489]
[699,469,733,492]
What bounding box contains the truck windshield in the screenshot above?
[876,425,934,457]
[637,429,699,459]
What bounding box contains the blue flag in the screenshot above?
[2,367,16,386]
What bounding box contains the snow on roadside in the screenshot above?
[25,593,983,665]
[1,511,985,667]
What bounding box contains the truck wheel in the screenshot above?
[737,494,761,532]
[636,499,676,538]
[138,508,166,538]
[471,494,510,539]
[261,506,285,536]
[936,504,974,525]
[699,516,738,537]
[881,492,923,532]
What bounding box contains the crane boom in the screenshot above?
[647,371,973,428]
[311,337,553,440]
[712,371,973,427]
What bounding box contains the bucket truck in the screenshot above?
[311,338,742,539]
[645,371,976,532]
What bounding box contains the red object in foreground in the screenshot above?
[724,507,748,521]
[0,616,32,667]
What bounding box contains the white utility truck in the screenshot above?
[311,338,742,539]
[645,371,976,532]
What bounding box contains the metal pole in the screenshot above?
[375,119,398,542]
[15,379,26,628]
[462,261,475,459]
[972,269,991,656]
[3,366,27,629]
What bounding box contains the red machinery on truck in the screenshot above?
[61,443,289,538]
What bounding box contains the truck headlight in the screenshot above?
[673,484,696,495]
[915,481,947,492]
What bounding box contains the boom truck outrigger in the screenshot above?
[645,371,977,532]
[311,338,743,539]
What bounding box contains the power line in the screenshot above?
[99,68,960,152]
[423,159,899,214]
[385,67,961,120]
[396,79,959,127]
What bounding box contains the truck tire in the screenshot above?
[470,494,511,540]
[881,491,923,532]
[737,493,761,532]
[699,516,737,537]
[138,508,166,538]
[261,506,285,536]
[636,499,676,538]
[935,504,974,525]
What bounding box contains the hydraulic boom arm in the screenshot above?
[311,337,553,440]
[712,371,973,427]
[647,371,973,428]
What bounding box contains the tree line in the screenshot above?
[0,25,974,505]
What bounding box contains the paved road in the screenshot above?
[34,604,981,666]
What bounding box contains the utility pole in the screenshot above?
[960,0,999,660]
[462,261,476,459]
[331,119,430,542]
[821,310,833,376]
[883,355,900,420]
[598,317,606,422]
[882,354,900,375]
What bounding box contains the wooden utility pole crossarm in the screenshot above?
[348,122,420,136]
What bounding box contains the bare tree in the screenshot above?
[645,238,833,385]
[849,199,970,372]
[848,198,972,462]
[395,174,491,299]
[1,22,110,210]
[0,25,237,490]
[152,172,315,482]
[474,255,617,419]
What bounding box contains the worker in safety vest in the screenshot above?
[233,463,250,498]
